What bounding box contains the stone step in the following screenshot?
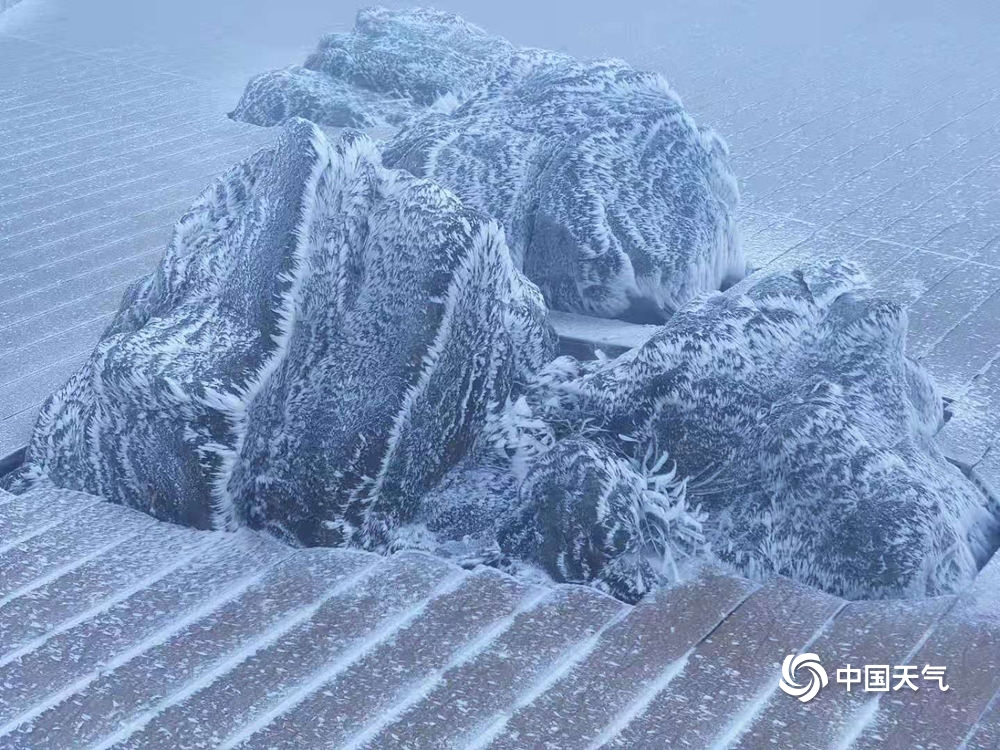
[0,521,206,656]
[0,498,153,595]
[0,529,288,733]
[234,567,530,749]
[364,583,627,749]
[113,551,459,749]
[603,577,843,748]
[732,595,955,748]
[5,548,376,750]
[484,567,757,749]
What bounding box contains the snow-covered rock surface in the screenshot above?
[8,134,994,600]
[232,7,743,322]
[519,260,999,599]
[7,120,555,551]
[230,7,517,128]
[383,59,741,322]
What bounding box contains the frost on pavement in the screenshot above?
[232,7,742,323]
[230,8,517,128]
[384,59,741,322]
[520,260,999,599]
[9,120,556,551]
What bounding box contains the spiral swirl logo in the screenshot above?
[779,653,828,703]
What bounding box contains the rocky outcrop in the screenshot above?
[230,8,519,128]
[520,260,998,599]
[10,120,556,550]
[232,8,742,323]
[384,58,741,322]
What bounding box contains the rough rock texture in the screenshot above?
[415,419,706,603]
[384,59,741,322]
[230,7,518,128]
[229,65,399,129]
[9,119,556,551]
[232,7,742,322]
[521,260,998,599]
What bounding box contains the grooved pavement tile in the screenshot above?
[732,596,955,749]
[0,199,187,274]
[971,444,1000,504]
[0,146,260,251]
[0,281,132,351]
[364,584,627,749]
[934,380,1000,471]
[604,577,843,748]
[5,548,376,750]
[484,569,757,750]
[0,313,112,386]
[963,691,1000,750]
[0,250,159,336]
[869,249,962,311]
[0,530,289,730]
[0,405,48,458]
[0,500,152,594]
[0,521,205,655]
[921,289,1000,395]
[0,351,94,421]
[238,567,532,750]
[0,486,99,542]
[848,553,1000,749]
[0,229,165,299]
[115,551,457,749]
[2,128,260,217]
[0,119,248,202]
[898,263,1000,360]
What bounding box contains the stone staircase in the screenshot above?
[1,487,998,748]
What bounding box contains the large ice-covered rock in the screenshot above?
[230,8,519,128]
[522,260,999,599]
[384,58,741,322]
[10,120,556,549]
[232,7,742,323]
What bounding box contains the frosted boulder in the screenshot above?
[231,7,518,128]
[525,260,999,599]
[232,8,742,322]
[11,120,556,549]
[498,437,705,603]
[384,58,741,322]
[228,66,398,129]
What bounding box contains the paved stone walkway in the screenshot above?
[1,488,997,748]
[2,0,999,496]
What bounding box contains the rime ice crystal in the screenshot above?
[232,7,743,322]
[10,120,555,551]
[525,260,998,598]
